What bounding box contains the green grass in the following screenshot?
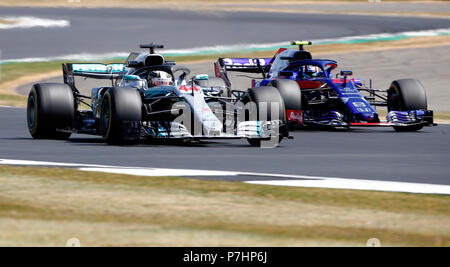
[0,61,64,84]
[0,94,26,101]
[0,61,66,106]
[0,165,449,246]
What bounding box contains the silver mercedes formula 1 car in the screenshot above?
[26,44,290,146]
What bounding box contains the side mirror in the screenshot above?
[340,70,353,76]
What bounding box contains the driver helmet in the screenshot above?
[148,71,173,87]
[301,65,321,77]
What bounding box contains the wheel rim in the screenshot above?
[388,85,401,111]
[27,95,36,129]
[101,96,111,136]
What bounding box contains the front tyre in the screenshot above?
[388,79,427,132]
[247,136,283,147]
[100,87,142,144]
[243,86,285,147]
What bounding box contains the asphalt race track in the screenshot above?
[1,106,449,186]
[1,7,450,60]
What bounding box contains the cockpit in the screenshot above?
[120,64,191,90]
[284,60,337,80]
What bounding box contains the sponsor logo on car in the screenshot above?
[286,110,303,123]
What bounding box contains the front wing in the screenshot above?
[287,109,436,128]
[139,120,288,139]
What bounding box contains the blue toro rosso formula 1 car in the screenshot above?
[26,44,289,146]
[214,41,436,131]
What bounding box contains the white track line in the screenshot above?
[0,159,240,176]
[80,167,240,177]
[246,179,450,195]
[0,16,70,29]
[1,159,449,195]
[0,106,22,108]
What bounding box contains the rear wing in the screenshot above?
[216,58,272,73]
[214,58,272,87]
[62,63,127,91]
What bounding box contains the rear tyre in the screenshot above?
[27,83,74,139]
[269,79,302,129]
[243,86,285,121]
[100,87,142,144]
[388,79,427,132]
[243,86,285,147]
